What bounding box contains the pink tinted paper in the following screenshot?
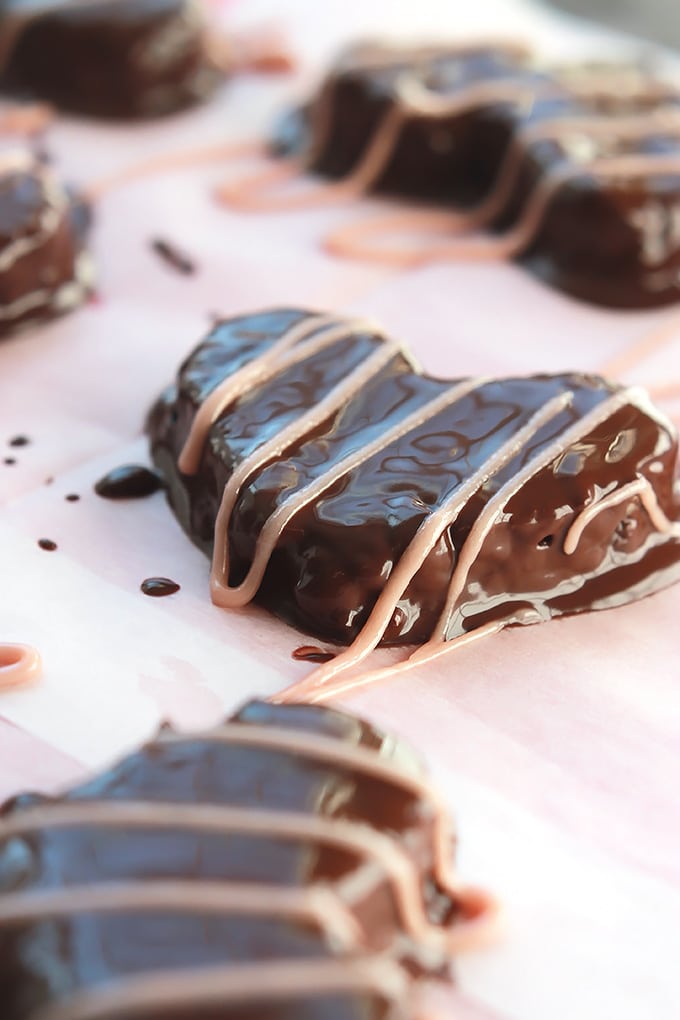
[1,2,680,1018]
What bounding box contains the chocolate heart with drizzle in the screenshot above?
[148,309,680,699]
[0,699,492,1019]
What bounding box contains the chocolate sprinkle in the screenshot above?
[141,577,180,597]
[151,238,196,276]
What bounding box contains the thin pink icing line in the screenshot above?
[430,386,643,645]
[179,313,355,475]
[28,957,409,1020]
[564,474,680,555]
[272,619,505,703]
[0,880,362,949]
[0,800,446,952]
[218,76,546,213]
[162,721,460,901]
[210,374,483,610]
[600,315,680,379]
[210,338,401,607]
[87,140,265,203]
[323,105,680,255]
[647,380,680,402]
[0,644,41,690]
[275,391,573,700]
[324,150,680,267]
[0,104,53,136]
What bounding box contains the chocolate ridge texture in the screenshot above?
[147,308,680,662]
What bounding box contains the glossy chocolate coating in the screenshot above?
[0,0,221,120]
[148,309,680,646]
[0,700,440,1019]
[277,43,534,205]
[0,155,93,337]
[512,132,680,308]
[275,44,680,307]
[94,464,164,499]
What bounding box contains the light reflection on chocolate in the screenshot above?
[148,309,680,703]
[0,699,495,1019]
[227,43,680,307]
[0,643,41,690]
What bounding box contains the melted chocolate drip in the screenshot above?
[94,464,164,500]
[293,646,336,664]
[141,577,180,597]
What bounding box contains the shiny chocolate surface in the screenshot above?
[148,309,680,647]
[0,699,442,1019]
[289,43,533,204]
[0,155,93,337]
[274,43,680,306]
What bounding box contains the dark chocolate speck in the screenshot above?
[292,645,336,664]
[95,465,164,500]
[141,577,180,597]
[151,238,196,276]
[38,539,57,551]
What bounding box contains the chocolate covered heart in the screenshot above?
[148,309,680,697]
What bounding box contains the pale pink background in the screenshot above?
[1,2,679,1018]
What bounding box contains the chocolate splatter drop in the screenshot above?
[3,457,16,466]
[151,238,196,276]
[65,493,80,502]
[8,436,30,447]
[141,577,180,597]
[38,538,57,551]
[95,465,163,500]
[292,645,335,664]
